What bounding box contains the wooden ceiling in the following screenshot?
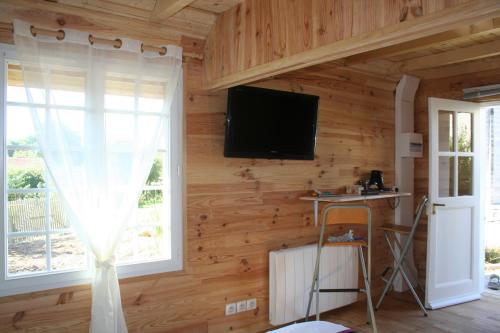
[1,0,499,88]
[0,0,244,58]
[56,0,244,35]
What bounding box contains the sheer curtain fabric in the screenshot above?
[13,20,183,333]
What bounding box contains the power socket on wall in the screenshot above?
[236,300,247,313]
[225,298,257,315]
[246,298,257,310]
[225,303,236,315]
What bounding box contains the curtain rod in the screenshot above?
[30,26,168,56]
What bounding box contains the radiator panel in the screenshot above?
[269,245,358,326]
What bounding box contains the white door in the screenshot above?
[426,97,482,309]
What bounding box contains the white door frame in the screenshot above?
[426,97,484,309]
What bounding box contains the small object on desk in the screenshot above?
[346,185,363,195]
[328,230,354,243]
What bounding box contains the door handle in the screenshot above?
[432,203,446,215]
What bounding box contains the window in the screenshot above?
[0,46,183,296]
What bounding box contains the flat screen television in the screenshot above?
[224,85,319,160]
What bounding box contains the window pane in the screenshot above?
[139,190,163,212]
[116,225,169,264]
[136,225,170,260]
[7,63,46,104]
[438,110,454,152]
[7,86,46,104]
[116,189,169,264]
[51,232,86,271]
[439,156,455,197]
[48,69,85,107]
[8,235,47,275]
[138,97,163,113]
[50,192,71,229]
[49,109,84,149]
[105,113,135,146]
[458,156,473,196]
[7,85,45,104]
[6,106,40,147]
[116,228,134,263]
[457,112,473,152]
[146,154,164,186]
[7,151,45,189]
[8,193,46,233]
[50,90,85,107]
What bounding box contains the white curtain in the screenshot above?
[13,20,183,333]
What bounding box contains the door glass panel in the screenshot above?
[457,112,472,152]
[438,111,454,152]
[439,156,455,197]
[458,156,473,196]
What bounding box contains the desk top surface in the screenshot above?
[299,192,411,203]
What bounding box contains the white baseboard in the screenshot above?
[426,293,481,310]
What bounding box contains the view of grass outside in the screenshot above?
[486,207,500,276]
[7,141,168,275]
[8,144,169,274]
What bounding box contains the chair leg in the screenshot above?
[359,246,377,333]
[305,248,321,321]
[380,233,428,316]
[306,216,327,321]
[376,232,411,310]
[376,233,395,309]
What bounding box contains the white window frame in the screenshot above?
[0,44,184,297]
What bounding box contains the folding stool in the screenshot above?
[375,196,429,316]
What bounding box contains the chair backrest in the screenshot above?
[410,195,429,232]
[322,205,370,225]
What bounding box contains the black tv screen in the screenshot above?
[224,86,319,160]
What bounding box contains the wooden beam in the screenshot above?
[408,54,500,80]
[400,38,500,73]
[345,17,500,65]
[151,0,197,20]
[202,0,500,90]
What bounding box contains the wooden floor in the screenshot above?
[318,292,500,333]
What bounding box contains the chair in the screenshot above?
[305,204,377,333]
[375,196,429,316]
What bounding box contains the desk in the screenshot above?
[302,192,412,324]
[300,192,411,227]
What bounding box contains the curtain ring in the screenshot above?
[30,25,65,41]
[88,34,95,45]
[114,38,122,49]
[141,43,168,56]
[56,30,65,41]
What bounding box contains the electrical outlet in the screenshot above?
[225,303,236,316]
[236,300,247,313]
[246,298,257,310]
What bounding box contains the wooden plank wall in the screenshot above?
[0,60,397,332]
[203,0,478,88]
[413,61,500,284]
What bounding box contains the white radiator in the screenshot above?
[269,244,358,326]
